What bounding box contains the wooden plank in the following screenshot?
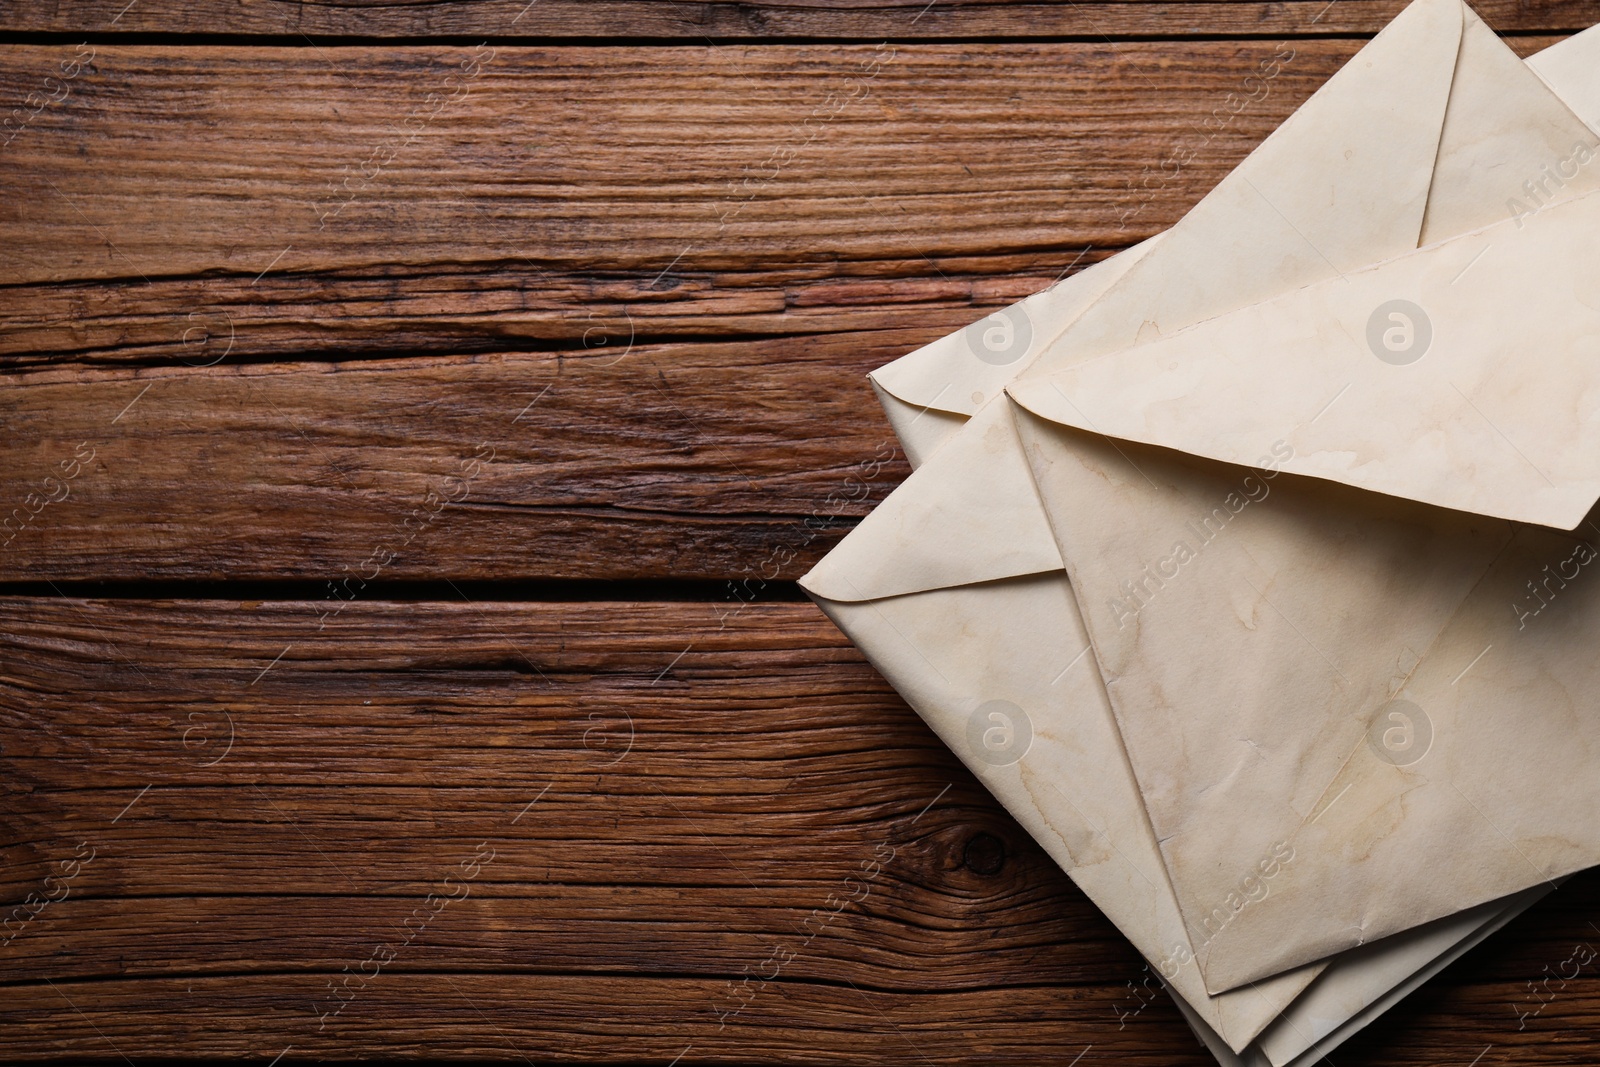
[8,972,1600,1064]
[0,39,1362,582]
[1,596,1598,1063]
[1,0,1598,40]
[0,596,1177,1062]
[0,333,917,581]
[0,41,1361,288]
[0,257,1087,368]
[0,36,1560,362]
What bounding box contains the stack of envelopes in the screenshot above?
[800,3,1600,1062]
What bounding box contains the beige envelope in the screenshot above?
[804,0,1600,1051]
[1192,884,1552,1066]
[841,261,1454,1059]
[1004,6,1600,994]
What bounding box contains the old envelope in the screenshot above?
[1185,883,1551,1067]
[851,268,1551,1063]
[1005,8,1600,994]
[803,0,1600,1049]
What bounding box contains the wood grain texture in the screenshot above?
[5,3,1600,1063]
[0,40,1358,582]
[1,598,1599,1063]
[0,597,1186,1062]
[0,42,1365,285]
[1,0,1598,39]
[0,334,923,581]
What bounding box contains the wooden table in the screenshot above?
[5,2,1600,1062]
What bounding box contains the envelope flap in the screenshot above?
[1010,16,1600,531]
[808,0,1474,605]
[869,237,1160,419]
[1009,184,1600,531]
[799,399,1064,602]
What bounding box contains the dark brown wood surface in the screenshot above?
[0,0,1597,39]
[3,3,1600,1064]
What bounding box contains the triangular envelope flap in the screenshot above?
[1011,14,1600,530]
[798,399,1064,602]
[807,574,1321,1048]
[869,237,1160,419]
[872,0,1470,425]
[1530,23,1600,134]
[832,244,1161,597]
[1010,185,1600,532]
[1023,0,1463,379]
[868,241,1158,470]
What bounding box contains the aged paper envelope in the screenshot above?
[1005,9,1600,994]
[805,0,1600,1048]
[1182,886,1554,1066]
[1246,885,1552,1065]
